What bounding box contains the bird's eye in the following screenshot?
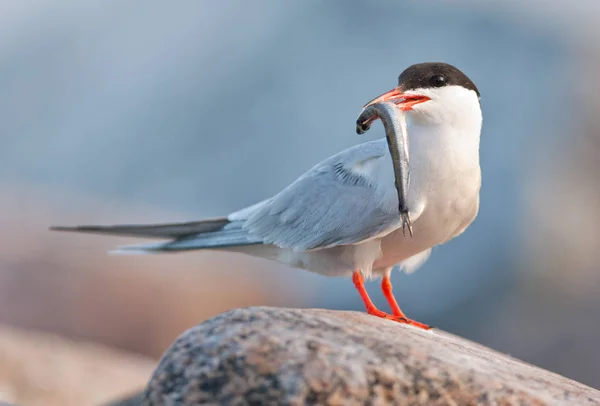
[430,75,446,87]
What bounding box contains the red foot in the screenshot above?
[353,271,432,330]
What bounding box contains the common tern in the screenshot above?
[52,62,482,329]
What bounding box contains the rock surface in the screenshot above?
[143,307,600,405]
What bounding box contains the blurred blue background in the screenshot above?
[1,1,599,404]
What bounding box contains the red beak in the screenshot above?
[363,88,430,111]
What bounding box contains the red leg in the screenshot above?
[381,274,431,330]
[352,271,395,319]
[381,275,406,318]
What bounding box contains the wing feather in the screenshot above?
[243,139,401,251]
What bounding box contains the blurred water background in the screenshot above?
[1,1,599,404]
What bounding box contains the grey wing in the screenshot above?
[240,139,401,251]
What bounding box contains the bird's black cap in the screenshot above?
[398,62,480,97]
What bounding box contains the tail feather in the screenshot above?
[51,217,265,254]
[50,217,231,239]
[110,229,263,254]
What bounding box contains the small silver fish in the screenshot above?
[356,102,412,236]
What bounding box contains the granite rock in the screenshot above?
[143,307,600,405]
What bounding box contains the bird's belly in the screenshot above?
[231,243,359,277]
[375,171,481,269]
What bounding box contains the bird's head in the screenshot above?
[364,62,481,128]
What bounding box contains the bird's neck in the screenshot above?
[408,120,482,177]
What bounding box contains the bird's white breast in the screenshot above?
[373,103,483,271]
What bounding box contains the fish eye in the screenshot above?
[430,75,446,88]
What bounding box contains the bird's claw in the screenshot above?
[383,314,432,330]
[384,315,408,323]
[401,210,413,237]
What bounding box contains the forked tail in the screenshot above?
[50,218,263,254]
